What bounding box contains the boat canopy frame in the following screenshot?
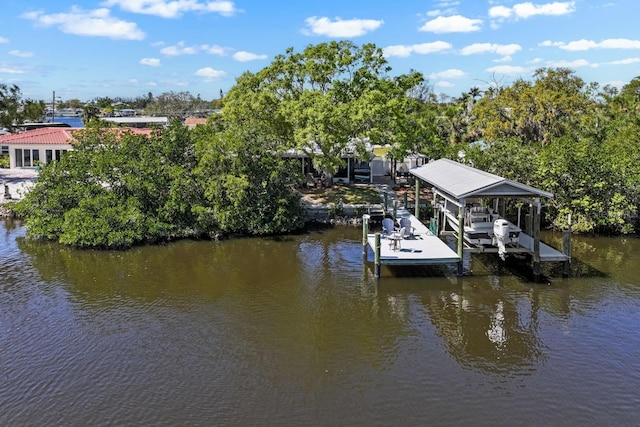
[409,158,556,276]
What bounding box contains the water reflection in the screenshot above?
[6,223,640,425]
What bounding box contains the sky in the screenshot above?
[1,0,639,103]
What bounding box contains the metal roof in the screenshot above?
[410,158,553,199]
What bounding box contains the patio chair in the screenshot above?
[382,218,396,237]
[399,217,415,238]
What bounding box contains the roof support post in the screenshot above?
[533,197,541,279]
[457,198,465,276]
[414,178,420,219]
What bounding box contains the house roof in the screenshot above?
[184,117,207,126]
[410,158,553,200]
[0,127,81,145]
[0,127,154,146]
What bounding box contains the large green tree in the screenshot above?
[223,41,428,175]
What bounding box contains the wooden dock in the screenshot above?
[365,210,460,267]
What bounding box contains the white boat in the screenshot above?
[443,200,521,258]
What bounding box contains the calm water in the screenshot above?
[1,220,640,426]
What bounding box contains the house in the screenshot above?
[0,127,77,168]
[282,139,375,185]
[184,117,208,129]
[0,127,152,169]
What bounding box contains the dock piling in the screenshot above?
[374,233,381,278]
[362,214,370,257]
[562,213,572,276]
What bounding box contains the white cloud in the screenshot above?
[460,43,521,57]
[0,36,8,44]
[429,69,466,79]
[607,57,640,65]
[195,67,226,81]
[9,50,33,58]
[543,38,640,51]
[547,59,591,68]
[0,63,28,74]
[419,15,482,33]
[160,41,199,56]
[21,7,145,40]
[383,41,452,57]
[383,45,414,58]
[140,57,161,66]
[485,65,529,74]
[202,44,230,56]
[539,40,564,47]
[232,51,267,62]
[513,1,576,18]
[488,6,512,18]
[304,16,383,37]
[101,0,239,18]
[490,1,575,21]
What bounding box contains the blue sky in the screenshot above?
[1,0,638,102]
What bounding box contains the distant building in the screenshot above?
[0,127,152,169]
[184,117,207,129]
[100,117,169,128]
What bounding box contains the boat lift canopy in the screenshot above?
[409,158,553,203]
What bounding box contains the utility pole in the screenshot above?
[52,91,56,123]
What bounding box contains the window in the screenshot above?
[15,149,22,167]
[14,149,41,167]
[1,145,8,155]
[46,150,53,163]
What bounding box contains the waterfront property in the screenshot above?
[410,159,570,276]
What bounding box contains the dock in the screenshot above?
[364,159,572,279]
[365,211,460,266]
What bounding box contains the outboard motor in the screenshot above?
[493,219,510,260]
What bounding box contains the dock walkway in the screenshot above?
[366,187,459,266]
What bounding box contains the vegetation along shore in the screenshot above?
[2,41,639,248]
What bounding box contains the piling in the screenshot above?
[562,214,572,276]
[533,201,541,278]
[374,232,381,278]
[362,214,370,257]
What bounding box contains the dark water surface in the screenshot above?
[2,220,639,426]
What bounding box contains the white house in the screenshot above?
[0,127,153,169]
[0,127,77,169]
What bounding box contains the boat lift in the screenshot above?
[409,159,570,278]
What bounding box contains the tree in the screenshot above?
[23,99,46,122]
[223,41,428,175]
[15,121,207,248]
[0,84,23,131]
[473,68,593,145]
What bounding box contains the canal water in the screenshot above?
[2,220,639,426]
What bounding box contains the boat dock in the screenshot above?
[363,159,571,279]
[365,210,460,267]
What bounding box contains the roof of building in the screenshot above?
[101,117,168,124]
[184,117,207,128]
[0,127,80,145]
[410,158,553,199]
[0,127,153,145]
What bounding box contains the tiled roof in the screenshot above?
[0,127,154,145]
[0,127,80,145]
